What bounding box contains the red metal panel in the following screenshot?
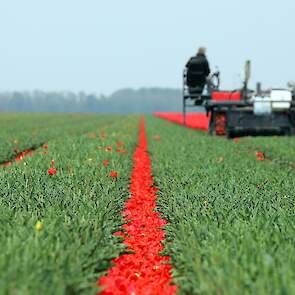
[212,91,241,101]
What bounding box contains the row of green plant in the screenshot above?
[0,113,116,163]
[0,114,139,295]
[147,116,295,295]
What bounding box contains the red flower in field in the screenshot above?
[109,171,118,178]
[256,151,265,161]
[48,168,56,175]
[48,160,57,175]
[116,148,127,154]
[105,146,112,152]
[43,144,48,150]
[116,141,125,147]
[103,160,109,167]
[233,137,239,143]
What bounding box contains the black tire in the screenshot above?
[226,128,234,139]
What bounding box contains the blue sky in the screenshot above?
[0,0,294,94]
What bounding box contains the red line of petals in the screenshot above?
[98,118,176,295]
[0,149,33,167]
[154,112,210,131]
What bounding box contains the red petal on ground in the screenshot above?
[98,118,176,295]
[1,146,44,168]
[256,151,265,161]
[154,112,209,131]
[1,161,12,167]
[15,150,32,161]
[109,171,118,178]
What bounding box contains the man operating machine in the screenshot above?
[185,47,211,95]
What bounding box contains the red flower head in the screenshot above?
[43,144,48,150]
[48,160,57,175]
[105,146,112,152]
[103,160,109,167]
[256,151,265,161]
[48,168,56,175]
[109,171,118,178]
[233,137,239,143]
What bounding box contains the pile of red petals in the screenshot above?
[256,151,265,161]
[1,149,33,168]
[99,119,176,295]
[1,161,12,167]
[154,112,209,131]
[15,150,32,161]
[214,113,227,136]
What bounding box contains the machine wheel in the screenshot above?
[226,128,235,138]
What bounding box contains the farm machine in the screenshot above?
[183,61,295,137]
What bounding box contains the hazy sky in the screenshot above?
[0,0,294,94]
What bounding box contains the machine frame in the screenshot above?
[182,62,295,137]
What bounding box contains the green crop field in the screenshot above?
[147,117,295,295]
[0,114,138,294]
[1,114,295,295]
[0,114,118,163]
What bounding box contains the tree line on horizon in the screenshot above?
[0,88,182,113]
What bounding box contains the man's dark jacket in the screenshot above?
[185,53,210,87]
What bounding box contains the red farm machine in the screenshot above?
[183,61,295,137]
